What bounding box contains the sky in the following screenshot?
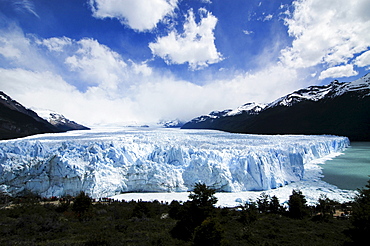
[0,0,369,126]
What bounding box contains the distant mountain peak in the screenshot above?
[33,108,90,131]
[158,119,185,128]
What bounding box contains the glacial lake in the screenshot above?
[321,142,370,190]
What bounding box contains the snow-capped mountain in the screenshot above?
[183,102,267,128]
[0,91,90,140]
[0,91,61,140]
[157,119,185,128]
[0,128,349,198]
[268,73,370,107]
[182,73,370,141]
[34,109,90,131]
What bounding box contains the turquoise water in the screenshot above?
[321,142,370,190]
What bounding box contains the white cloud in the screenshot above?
[209,64,302,107]
[149,8,223,70]
[243,30,253,35]
[89,0,178,32]
[263,14,273,21]
[280,0,370,71]
[0,36,22,59]
[355,50,370,68]
[65,38,128,90]
[0,23,305,126]
[318,64,358,80]
[0,68,138,125]
[0,25,54,71]
[38,37,72,52]
[13,0,39,18]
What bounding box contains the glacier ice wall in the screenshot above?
[0,128,349,198]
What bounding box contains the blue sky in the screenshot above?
[1,0,369,125]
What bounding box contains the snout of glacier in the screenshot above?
[0,128,349,198]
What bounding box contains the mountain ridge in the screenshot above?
[182,73,370,141]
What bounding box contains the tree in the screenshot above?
[288,190,308,219]
[72,191,92,217]
[269,195,284,214]
[170,183,218,241]
[188,182,218,208]
[239,201,258,225]
[351,178,370,243]
[188,182,218,223]
[257,193,270,213]
[315,194,336,221]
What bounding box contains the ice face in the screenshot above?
[0,128,349,198]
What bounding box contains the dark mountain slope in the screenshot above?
[182,74,370,141]
[0,91,89,140]
[0,91,61,140]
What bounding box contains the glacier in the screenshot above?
[0,128,350,199]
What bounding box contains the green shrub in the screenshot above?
[193,217,224,246]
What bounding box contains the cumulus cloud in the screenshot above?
[0,68,138,125]
[0,25,54,71]
[149,8,223,70]
[0,22,303,126]
[280,0,370,77]
[319,64,358,80]
[64,38,128,90]
[355,50,370,69]
[89,0,178,32]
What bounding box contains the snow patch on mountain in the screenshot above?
[0,128,349,198]
[33,108,90,131]
[34,109,73,125]
[269,73,370,108]
[225,102,267,116]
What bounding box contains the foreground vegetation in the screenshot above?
[0,181,369,246]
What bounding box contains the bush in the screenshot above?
[238,201,258,225]
[132,201,151,218]
[193,218,224,246]
[168,200,181,219]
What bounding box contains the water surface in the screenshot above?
[321,142,370,190]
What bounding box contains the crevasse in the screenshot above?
[0,128,349,198]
